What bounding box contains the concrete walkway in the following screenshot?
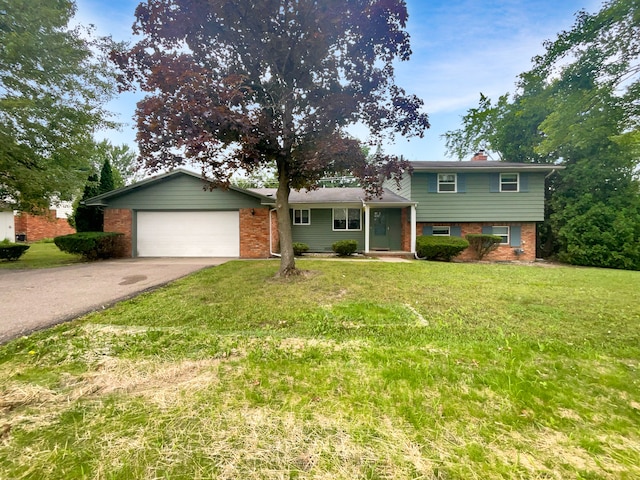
[0,258,230,344]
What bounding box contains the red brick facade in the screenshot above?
[401,207,411,252]
[14,210,75,242]
[101,205,537,262]
[417,222,537,262]
[104,208,133,258]
[239,207,272,258]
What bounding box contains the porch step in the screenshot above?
[365,251,414,260]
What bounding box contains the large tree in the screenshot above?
[444,0,640,269]
[114,0,429,276]
[92,140,144,188]
[0,0,115,212]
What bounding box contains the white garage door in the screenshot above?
[137,211,239,257]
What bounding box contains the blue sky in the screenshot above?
[75,0,602,162]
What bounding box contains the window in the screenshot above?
[438,173,457,192]
[500,173,519,192]
[432,226,450,236]
[293,209,310,225]
[492,226,509,244]
[333,208,361,231]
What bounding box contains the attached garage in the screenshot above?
[136,211,240,257]
[85,169,273,259]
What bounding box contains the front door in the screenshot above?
[370,209,402,250]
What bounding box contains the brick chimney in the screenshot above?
[471,150,488,161]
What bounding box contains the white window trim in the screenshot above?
[332,208,362,231]
[500,173,519,192]
[492,226,510,244]
[432,226,451,236]
[437,173,457,193]
[293,208,310,225]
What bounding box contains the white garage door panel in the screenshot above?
[137,211,239,257]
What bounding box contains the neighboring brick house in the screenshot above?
[85,156,561,261]
[14,207,75,242]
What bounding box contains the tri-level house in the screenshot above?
[85,152,560,262]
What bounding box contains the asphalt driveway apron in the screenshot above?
[0,258,231,344]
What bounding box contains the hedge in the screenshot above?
[54,232,123,260]
[465,234,502,260]
[0,243,30,261]
[415,235,469,261]
[292,242,309,256]
[332,239,358,256]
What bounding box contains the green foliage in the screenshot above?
[332,240,358,256]
[72,173,102,232]
[443,0,640,268]
[0,0,116,212]
[92,140,141,187]
[555,201,640,270]
[416,235,469,261]
[465,234,502,260]
[98,159,115,194]
[292,242,309,256]
[54,232,123,260]
[0,243,30,261]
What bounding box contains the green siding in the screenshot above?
[291,209,365,252]
[105,173,262,210]
[411,171,545,222]
[382,174,412,199]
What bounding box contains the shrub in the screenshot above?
[0,242,30,261]
[332,239,358,256]
[465,234,502,260]
[54,232,123,260]
[415,236,468,261]
[292,242,309,256]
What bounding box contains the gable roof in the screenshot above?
[84,168,273,206]
[249,187,414,206]
[410,160,563,172]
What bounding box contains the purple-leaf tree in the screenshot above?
[114,0,429,276]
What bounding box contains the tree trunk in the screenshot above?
[275,164,298,277]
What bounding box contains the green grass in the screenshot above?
[0,241,85,269]
[1,260,639,479]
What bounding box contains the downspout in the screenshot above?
[362,199,370,254]
[269,208,281,257]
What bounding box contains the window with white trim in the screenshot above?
[438,173,457,192]
[432,226,450,236]
[293,209,310,225]
[333,208,361,231]
[500,173,519,192]
[492,226,509,244]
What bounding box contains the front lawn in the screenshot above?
[1,260,639,479]
[0,241,84,269]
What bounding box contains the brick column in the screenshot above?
[103,209,133,257]
[239,208,271,258]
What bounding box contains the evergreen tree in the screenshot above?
[73,173,102,232]
[99,159,115,194]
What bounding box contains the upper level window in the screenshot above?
[432,226,450,236]
[293,209,310,225]
[500,173,519,192]
[333,208,361,231]
[438,173,457,192]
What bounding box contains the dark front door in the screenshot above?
[370,209,402,250]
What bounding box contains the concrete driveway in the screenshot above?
[0,257,231,344]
